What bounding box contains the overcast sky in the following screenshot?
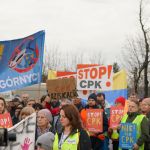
[0,0,149,64]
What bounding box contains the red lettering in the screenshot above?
[99,66,106,78]
[84,68,90,79]
[90,68,98,79]
[78,70,83,79]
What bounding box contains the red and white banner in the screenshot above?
[77,65,113,90]
[86,109,103,132]
[110,106,124,128]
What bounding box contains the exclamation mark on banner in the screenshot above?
[0,44,4,60]
[106,65,112,87]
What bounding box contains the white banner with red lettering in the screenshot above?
[77,65,113,90]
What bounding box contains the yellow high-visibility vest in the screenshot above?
[119,114,145,150]
[53,132,79,150]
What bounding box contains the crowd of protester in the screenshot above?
[0,92,150,150]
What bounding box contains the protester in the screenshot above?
[80,93,108,150]
[108,96,126,150]
[36,132,54,150]
[140,98,150,150]
[36,109,53,139]
[50,98,60,116]
[53,104,91,150]
[9,97,20,117]
[40,95,60,116]
[96,92,110,150]
[19,106,35,120]
[40,95,50,108]
[26,98,36,107]
[97,93,106,109]
[52,98,72,134]
[129,93,138,101]
[72,97,84,112]
[21,93,30,106]
[120,100,150,150]
[12,104,23,125]
[0,97,7,114]
[33,103,43,113]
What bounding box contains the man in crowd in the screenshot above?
[81,93,108,150]
[141,98,150,150]
[96,92,110,150]
[21,93,29,106]
[72,96,84,112]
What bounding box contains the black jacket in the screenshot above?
[145,112,150,150]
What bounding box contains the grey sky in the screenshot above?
[0,0,149,64]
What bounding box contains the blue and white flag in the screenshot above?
[0,31,45,92]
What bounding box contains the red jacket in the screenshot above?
[45,102,60,116]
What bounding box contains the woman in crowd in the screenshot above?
[120,100,150,150]
[36,109,53,138]
[19,106,35,120]
[53,104,91,150]
[33,103,43,113]
[26,98,36,107]
[0,97,7,114]
[52,98,72,134]
[12,104,23,125]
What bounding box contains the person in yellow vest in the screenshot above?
[120,100,150,150]
[53,104,91,150]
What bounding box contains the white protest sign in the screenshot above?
[3,113,36,150]
[77,65,113,90]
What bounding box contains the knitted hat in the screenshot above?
[38,109,53,123]
[115,96,126,106]
[36,132,54,150]
[88,93,97,101]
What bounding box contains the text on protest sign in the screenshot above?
[0,113,12,128]
[0,31,45,92]
[77,65,113,90]
[119,123,137,149]
[110,106,124,128]
[54,70,95,99]
[46,78,78,99]
[86,109,103,132]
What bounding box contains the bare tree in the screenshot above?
[122,0,150,96]
[42,45,62,82]
[139,0,150,97]
[122,37,145,93]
